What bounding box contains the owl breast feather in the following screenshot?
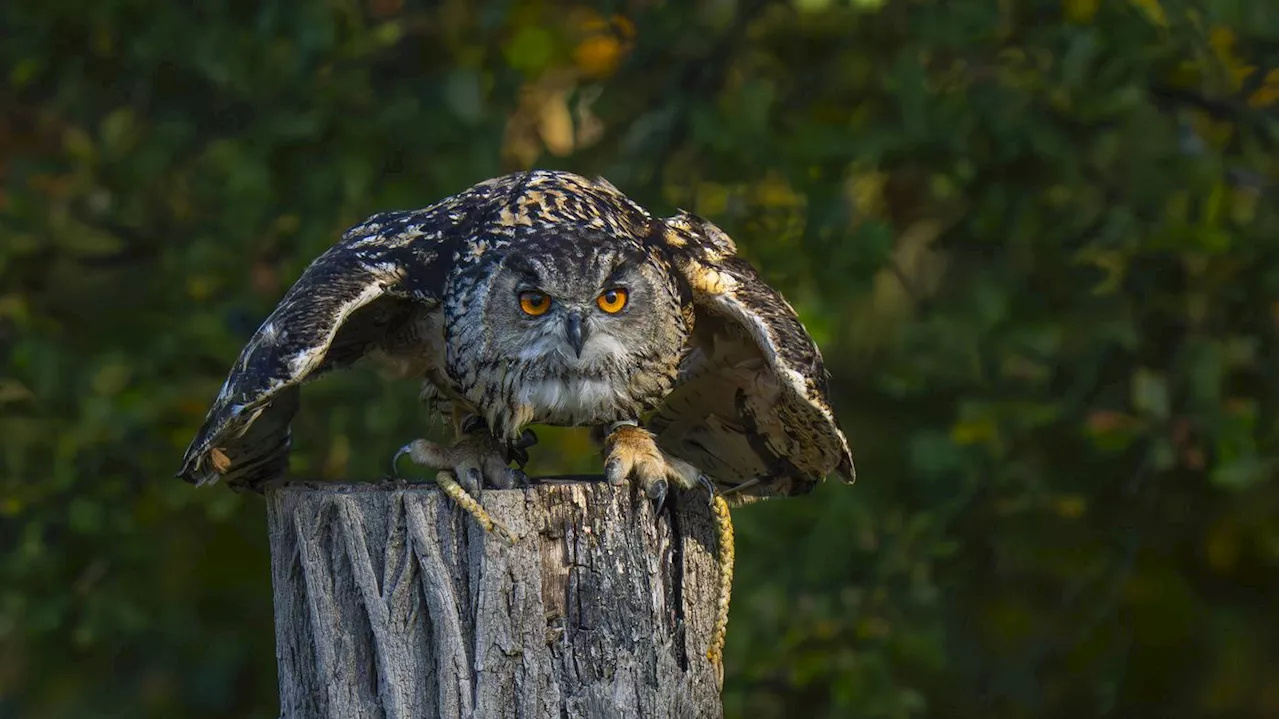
[518,376,630,426]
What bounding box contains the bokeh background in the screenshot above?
[1,0,1276,717]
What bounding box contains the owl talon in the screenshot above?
[503,428,538,468]
[507,467,530,488]
[697,474,717,507]
[602,422,702,504]
[604,458,626,486]
[647,478,669,512]
[514,428,539,450]
[508,445,530,469]
[391,445,412,476]
[390,441,516,543]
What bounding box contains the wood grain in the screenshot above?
[266,479,725,719]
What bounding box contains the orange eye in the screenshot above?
[519,291,552,316]
[596,288,628,314]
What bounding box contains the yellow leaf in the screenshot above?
[536,93,575,156]
[0,378,35,405]
[573,36,622,79]
[187,275,219,301]
[10,58,40,89]
[754,176,803,209]
[1052,495,1087,519]
[1248,68,1278,107]
[100,107,136,155]
[572,14,633,81]
[694,182,731,217]
[91,363,131,396]
[1208,26,1236,59]
[1063,0,1098,24]
[1128,0,1166,27]
[1202,182,1225,226]
[950,418,997,445]
[845,171,887,218]
[1208,26,1256,92]
[1229,186,1260,225]
[1072,247,1127,295]
[0,294,29,321]
[63,126,96,163]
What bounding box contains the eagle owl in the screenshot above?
[178,170,854,508]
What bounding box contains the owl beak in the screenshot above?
[565,312,587,357]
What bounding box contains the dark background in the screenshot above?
[1,0,1276,717]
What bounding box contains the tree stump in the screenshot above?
[265,480,725,719]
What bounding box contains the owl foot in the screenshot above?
[397,432,528,492]
[392,430,531,545]
[506,427,539,473]
[603,423,702,510]
[601,423,733,679]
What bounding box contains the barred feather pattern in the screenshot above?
[178,170,853,498]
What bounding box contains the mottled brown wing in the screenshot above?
[176,198,486,491]
[649,212,855,502]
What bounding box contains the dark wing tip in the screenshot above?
[175,441,218,486]
[836,451,856,484]
[174,467,211,486]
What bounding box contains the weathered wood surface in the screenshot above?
[266,480,725,719]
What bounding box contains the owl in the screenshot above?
[178,170,854,512]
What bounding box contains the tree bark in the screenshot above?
[265,480,725,719]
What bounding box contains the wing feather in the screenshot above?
[652,212,854,500]
[176,170,625,491]
[177,207,473,490]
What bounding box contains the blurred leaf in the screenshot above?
[0,1,1275,718]
[1131,368,1170,420]
[505,25,556,75]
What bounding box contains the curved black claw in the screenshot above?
[514,428,539,450]
[507,446,529,469]
[647,478,669,514]
[391,445,412,476]
[463,467,484,494]
[506,467,530,488]
[505,428,539,468]
[697,474,717,508]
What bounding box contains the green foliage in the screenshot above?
[1,0,1275,716]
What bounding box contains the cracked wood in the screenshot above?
[266,480,725,719]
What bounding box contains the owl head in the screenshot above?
[477,233,684,371]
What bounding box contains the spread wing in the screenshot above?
[649,212,855,502]
[177,192,492,491]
